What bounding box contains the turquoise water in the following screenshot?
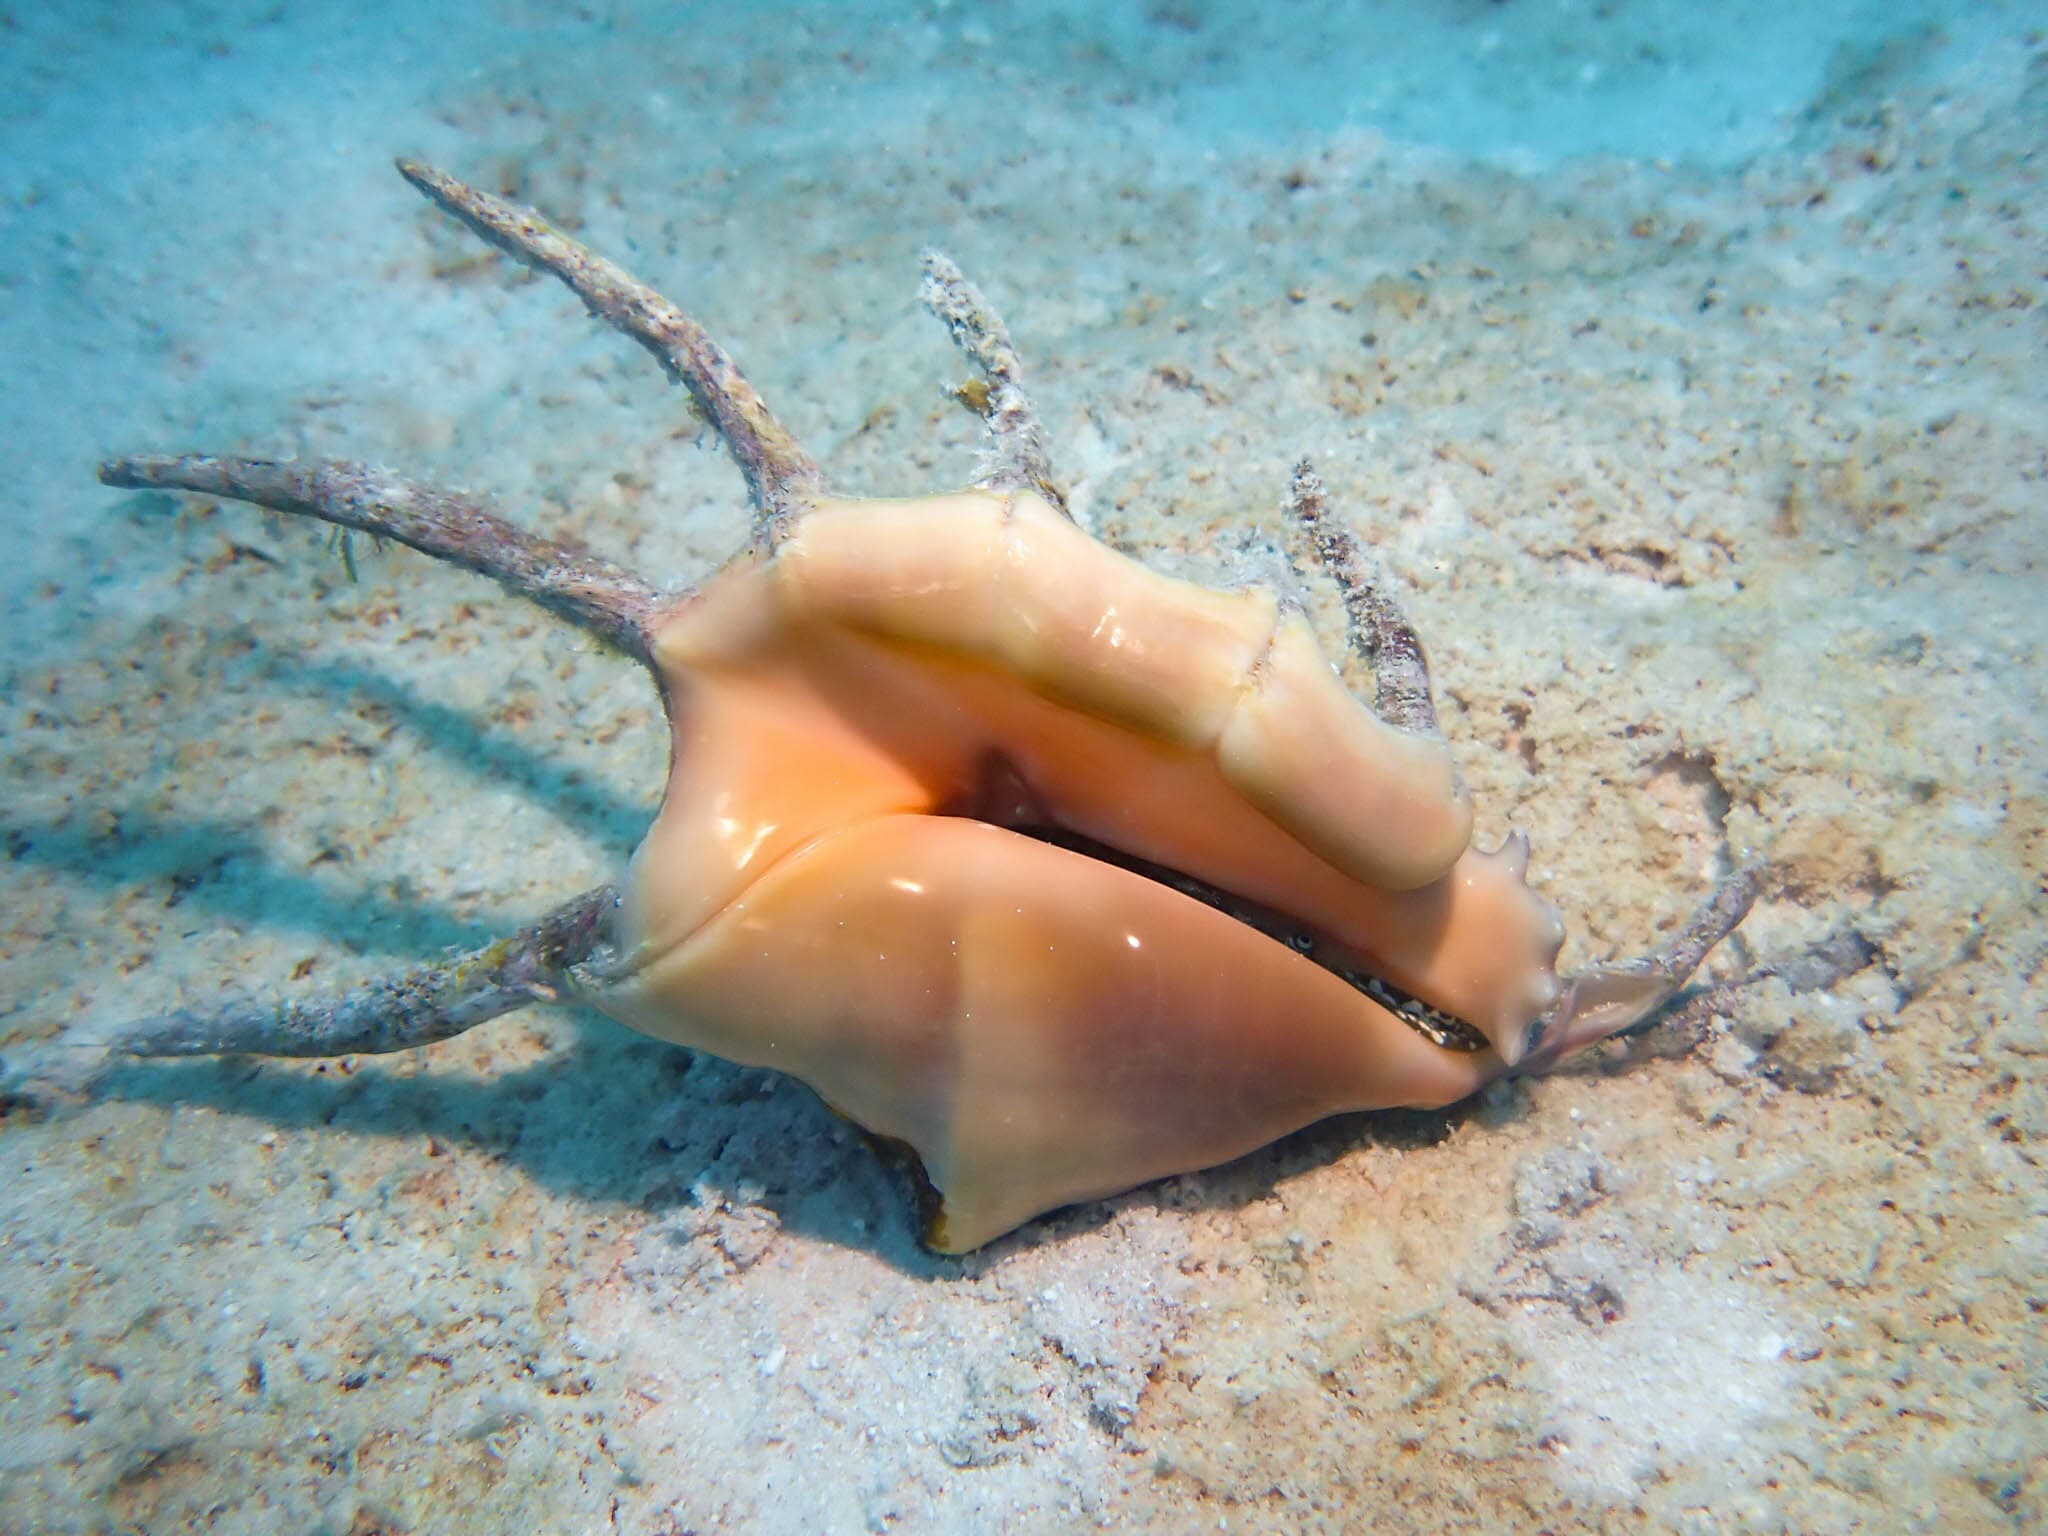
[2,3,2042,1531]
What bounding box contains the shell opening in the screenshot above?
[999,821,1495,1057]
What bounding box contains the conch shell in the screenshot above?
[103,161,1757,1252]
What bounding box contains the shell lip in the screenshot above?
[999,818,1496,1059]
[926,746,1501,1058]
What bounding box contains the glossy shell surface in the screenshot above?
[600,488,1563,1250]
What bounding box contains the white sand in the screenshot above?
[2,2,2042,1530]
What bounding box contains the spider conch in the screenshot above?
[103,160,1758,1252]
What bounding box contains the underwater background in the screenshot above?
[2,1,2043,1530]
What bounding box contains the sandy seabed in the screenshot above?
[1,4,2042,1532]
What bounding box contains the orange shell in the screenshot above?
[596,488,1563,1251]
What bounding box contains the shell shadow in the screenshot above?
[271,654,657,854]
[5,810,489,957]
[81,1005,1526,1278]
[87,1011,953,1276]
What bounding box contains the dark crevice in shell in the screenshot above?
[1004,824,1488,1056]
[935,748,1489,1054]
